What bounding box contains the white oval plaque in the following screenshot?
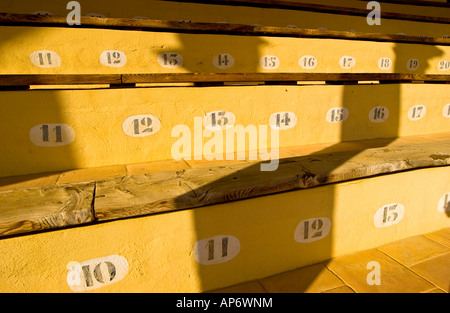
[374,203,405,228]
[194,235,240,265]
[30,123,75,147]
[30,50,61,68]
[438,193,450,213]
[122,114,161,137]
[294,217,332,243]
[67,255,129,292]
[326,107,349,123]
[269,112,297,130]
[157,52,183,68]
[369,106,389,123]
[203,111,235,131]
[100,50,127,67]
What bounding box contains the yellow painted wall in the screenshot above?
[0,84,449,177]
[1,26,449,75]
[0,165,448,292]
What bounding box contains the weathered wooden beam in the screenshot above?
[0,73,447,86]
[94,140,450,222]
[0,14,448,46]
[375,0,450,7]
[0,74,121,86]
[0,182,95,237]
[166,0,450,23]
[123,73,450,83]
[0,139,449,238]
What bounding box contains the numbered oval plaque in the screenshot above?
[30,123,75,147]
[67,255,129,292]
[326,107,349,123]
[194,235,240,265]
[339,56,356,69]
[407,59,420,71]
[203,111,235,131]
[269,112,297,130]
[294,217,331,243]
[100,50,127,67]
[30,50,61,68]
[408,105,426,121]
[122,114,161,137]
[443,104,450,118]
[213,53,234,69]
[157,52,183,68]
[369,106,389,123]
[374,203,405,228]
[260,55,280,70]
[438,193,450,213]
[299,55,317,70]
[438,61,450,71]
[378,57,392,70]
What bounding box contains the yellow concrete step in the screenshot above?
[0,166,448,292]
[0,25,448,75]
[210,227,450,293]
[1,84,449,178]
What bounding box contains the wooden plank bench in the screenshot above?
[0,134,449,238]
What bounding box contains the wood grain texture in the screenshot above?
[0,182,95,237]
[94,140,450,221]
[376,0,450,7]
[166,0,450,23]
[0,74,121,86]
[123,73,450,83]
[0,73,448,87]
[1,139,449,237]
[0,14,449,46]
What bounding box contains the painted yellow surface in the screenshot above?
[0,0,448,293]
[0,0,449,37]
[0,84,449,177]
[1,26,449,75]
[0,165,448,292]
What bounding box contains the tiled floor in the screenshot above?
[210,227,450,293]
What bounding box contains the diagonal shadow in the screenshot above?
[175,41,444,292]
[0,25,80,185]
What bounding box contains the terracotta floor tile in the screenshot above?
[409,253,450,293]
[259,263,345,293]
[424,228,450,248]
[326,249,435,293]
[378,235,449,267]
[209,281,266,293]
[423,288,446,293]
